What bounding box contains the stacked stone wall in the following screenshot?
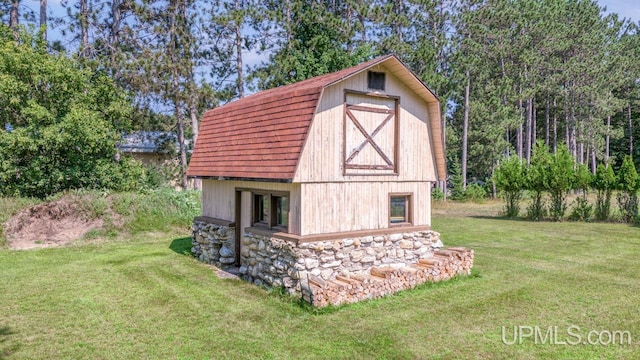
[191,221,236,268]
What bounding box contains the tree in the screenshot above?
[493,155,525,217]
[39,0,46,41]
[592,163,616,221]
[0,25,147,198]
[526,141,551,220]
[616,155,639,223]
[546,145,575,221]
[252,0,373,89]
[569,163,593,221]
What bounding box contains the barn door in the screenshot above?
[344,91,399,175]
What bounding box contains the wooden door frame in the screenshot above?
[234,190,241,266]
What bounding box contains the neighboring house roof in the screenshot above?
[187,54,446,181]
[118,131,181,154]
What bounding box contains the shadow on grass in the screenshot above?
[0,326,18,360]
[470,215,531,222]
[169,237,193,256]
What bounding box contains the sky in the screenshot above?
[599,0,640,22]
[14,0,640,71]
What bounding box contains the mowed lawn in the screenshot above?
[1,201,640,359]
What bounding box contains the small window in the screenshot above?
[253,194,269,225]
[389,194,411,225]
[252,191,289,231]
[368,71,386,91]
[272,196,289,228]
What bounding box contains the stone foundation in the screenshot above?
[191,219,236,267]
[192,218,472,301]
[238,230,444,294]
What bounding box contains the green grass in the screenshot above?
[1,201,640,359]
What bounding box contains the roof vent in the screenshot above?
[367,71,386,91]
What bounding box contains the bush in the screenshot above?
[464,184,486,203]
[593,163,615,221]
[0,26,139,199]
[526,142,551,220]
[568,197,593,222]
[547,145,574,221]
[493,156,525,217]
[432,187,445,201]
[616,156,639,223]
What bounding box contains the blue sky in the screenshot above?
[16,0,640,70]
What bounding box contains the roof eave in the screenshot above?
[187,175,293,184]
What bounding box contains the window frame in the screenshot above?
[388,193,413,226]
[367,71,386,91]
[250,190,290,232]
[252,192,270,226]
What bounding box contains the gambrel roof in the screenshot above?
[186,54,446,181]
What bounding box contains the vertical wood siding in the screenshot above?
[300,181,431,236]
[293,64,437,183]
[202,180,301,235]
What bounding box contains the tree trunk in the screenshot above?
[40,0,47,41]
[629,103,633,157]
[517,95,523,159]
[505,127,510,157]
[525,98,532,163]
[110,0,121,79]
[393,0,403,42]
[553,97,557,154]
[285,0,292,45]
[176,97,188,190]
[189,89,201,190]
[80,0,90,58]
[440,96,447,199]
[532,98,536,148]
[545,94,550,146]
[605,115,610,165]
[234,0,244,98]
[169,0,188,190]
[461,70,470,190]
[10,0,19,39]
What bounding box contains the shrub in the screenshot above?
[432,187,445,201]
[526,142,551,220]
[0,27,141,199]
[568,164,592,222]
[448,161,466,201]
[592,164,615,221]
[547,146,575,221]
[493,156,525,217]
[464,183,486,203]
[569,197,593,222]
[616,156,639,223]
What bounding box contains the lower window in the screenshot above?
[252,191,289,231]
[389,194,411,225]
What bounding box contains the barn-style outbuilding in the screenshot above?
[187,55,472,303]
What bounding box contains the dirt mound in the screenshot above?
[5,197,103,250]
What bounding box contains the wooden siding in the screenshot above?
[202,180,302,235]
[293,64,437,183]
[344,93,397,175]
[300,181,431,236]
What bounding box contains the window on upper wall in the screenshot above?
[252,191,289,231]
[367,71,386,91]
[389,193,412,225]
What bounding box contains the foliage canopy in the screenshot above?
[0,25,149,198]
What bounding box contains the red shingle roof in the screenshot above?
[187,54,445,181]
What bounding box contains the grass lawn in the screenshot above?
[1,200,639,359]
